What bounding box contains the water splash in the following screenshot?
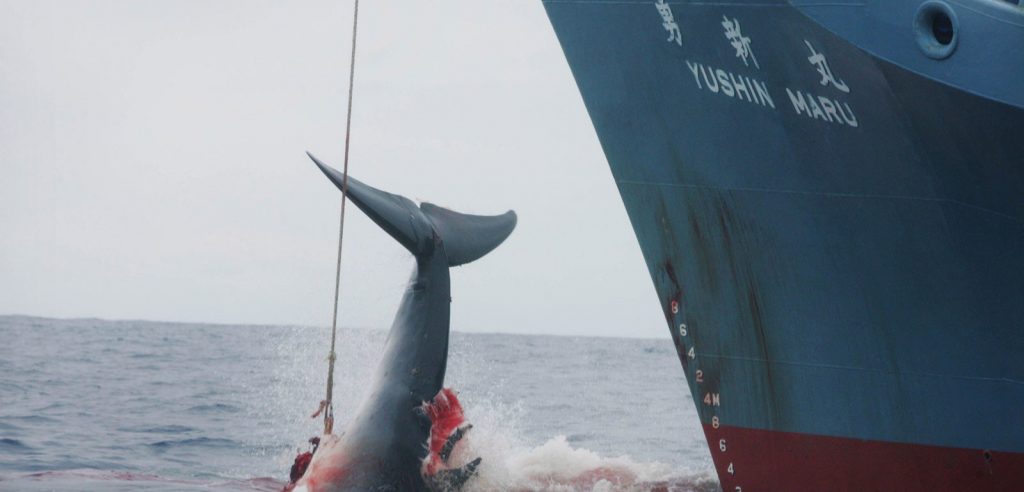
[454,402,717,492]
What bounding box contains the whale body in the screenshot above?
[290,153,516,491]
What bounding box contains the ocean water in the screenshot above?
[0,316,717,491]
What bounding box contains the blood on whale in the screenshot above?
[284,387,470,491]
[422,388,468,476]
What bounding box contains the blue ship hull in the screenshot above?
[544,0,1024,489]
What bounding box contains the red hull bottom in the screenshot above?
[705,424,1024,492]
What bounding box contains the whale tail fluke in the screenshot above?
[308,152,516,266]
[420,203,515,267]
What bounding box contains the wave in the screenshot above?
[0,421,21,432]
[0,470,286,492]
[188,403,242,414]
[0,438,31,452]
[149,437,241,450]
[2,415,59,425]
[437,397,718,492]
[459,435,717,492]
[119,424,197,434]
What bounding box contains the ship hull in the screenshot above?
[544,0,1024,490]
[706,424,1024,491]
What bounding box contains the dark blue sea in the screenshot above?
[0,316,716,491]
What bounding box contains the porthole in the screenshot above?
[914,1,959,59]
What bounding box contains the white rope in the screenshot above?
[323,0,359,435]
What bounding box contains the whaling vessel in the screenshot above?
[544,1,1024,490]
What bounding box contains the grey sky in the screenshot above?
[1,1,667,338]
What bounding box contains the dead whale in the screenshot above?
[289,153,516,491]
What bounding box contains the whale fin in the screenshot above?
[421,204,516,267]
[429,457,482,491]
[308,152,432,256]
[439,424,472,463]
[308,152,515,265]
